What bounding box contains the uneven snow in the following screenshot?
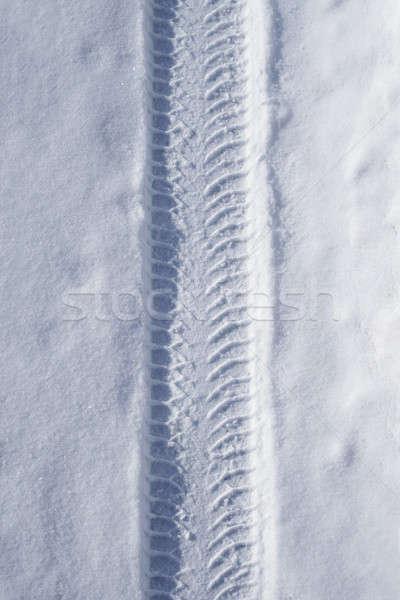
[1,2,145,598]
[1,0,400,598]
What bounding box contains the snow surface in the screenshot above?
[273,2,400,598]
[1,2,145,598]
[1,0,400,598]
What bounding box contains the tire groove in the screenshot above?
[143,1,261,597]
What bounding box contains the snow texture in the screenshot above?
[1,2,145,598]
[1,0,400,599]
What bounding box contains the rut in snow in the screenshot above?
[142,1,272,598]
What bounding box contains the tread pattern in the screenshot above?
[144,1,259,598]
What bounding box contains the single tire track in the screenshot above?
[142,0,271,598]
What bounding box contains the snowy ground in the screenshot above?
[1,2,146,597]
[1,1,400,599]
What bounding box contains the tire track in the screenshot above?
[143,1,269,598]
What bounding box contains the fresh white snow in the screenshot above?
[1,0,400,599]
[1,2,146,598]
[272,1,400,598]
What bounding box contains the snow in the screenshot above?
[0,2,145,598]
[273,1,400,598]
[1,0,400,598]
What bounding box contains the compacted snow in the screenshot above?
[1,1,400,599]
